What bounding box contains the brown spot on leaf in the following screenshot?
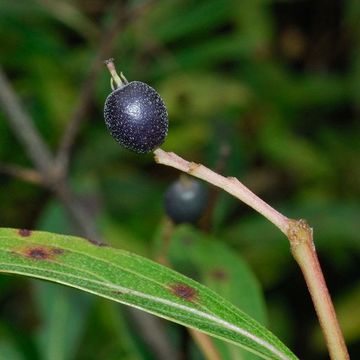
[211,268,229,281]
[27,248,49,260]
[112,290,124,295]
[18,229,32,237]
[14,246,65,261]
[170,283,197,301]
[87,238,108,247]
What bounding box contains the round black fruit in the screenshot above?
[104,81,168,153]
[164,177,208,224]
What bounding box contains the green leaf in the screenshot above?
[168,226,267,360]
[0,228,297,360]
[169,226,267,323]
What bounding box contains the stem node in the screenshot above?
[287,219,313,247]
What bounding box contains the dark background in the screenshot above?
[0,0,359,359]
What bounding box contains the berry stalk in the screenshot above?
[104,58,127,89]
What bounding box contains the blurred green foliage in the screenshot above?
[0,0,359,359]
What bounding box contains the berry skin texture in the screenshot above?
[104,81,168,153]
[165,178,208,224]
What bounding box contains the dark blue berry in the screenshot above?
[164,177,208,224]
[104,81,168,153]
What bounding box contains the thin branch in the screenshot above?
[288,220,349,360]
[0,163,44,185]
[189,328,222,360]
[154,148,289,234]
[127,308,180,360]
[154,148,349,360]
[0,68,54,177]
[0,65,105,245]
[56,0,155,172]
[54,183,104,245]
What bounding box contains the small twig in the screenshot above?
[0,68,54,177]
[288,220,349,360]
[154,149,289,234]
[127,308,180,360]
[189,328,222,360]
[154,148,349,360]
[0,163,44,185]
[0,66,105,245]
[54,183,104,245]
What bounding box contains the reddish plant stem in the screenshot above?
[154,148,349,360]
[288,220,349,360]
[154,149,289,233]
